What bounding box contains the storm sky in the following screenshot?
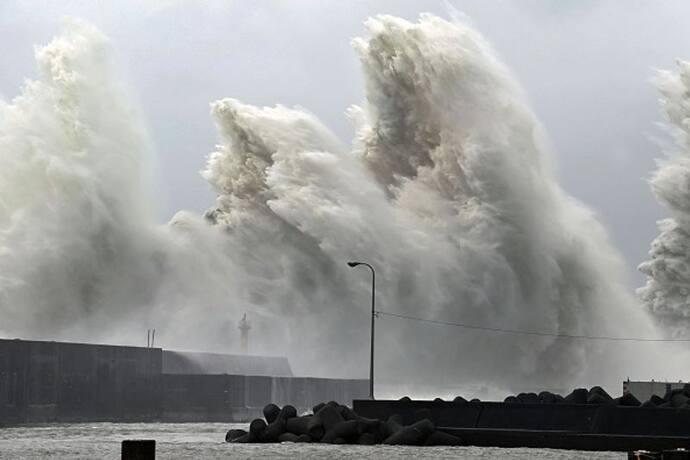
[2,0,689,288]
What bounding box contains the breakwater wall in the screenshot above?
[162,374,368,422]
[353,399,690,451]
[0,339,367,424]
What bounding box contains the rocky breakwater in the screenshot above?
[503,385,690,409]
[225,401,462,446]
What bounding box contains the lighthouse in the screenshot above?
[238,313,251,354]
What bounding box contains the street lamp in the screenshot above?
[347,261,376,400]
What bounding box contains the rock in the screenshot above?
[322,420,359,443]
[306,416,326,441]
[338,405,359,421]
[357,433,377,445]
[424,430,463,446]
[588,386,613,402]
[277,432,300,443]
[671,392,689,408]
[615,393,641,407]
[225,429,247,443]
[399,396,412,402]
[564,388,588,404]
[248,418,267,442]
[453,396,467,404]
[433,397,444,403]
[470,398,481,403]
[383,419,435,446]
[261,419,286,442]
[296,434,312,443]
[538,392,560,404]
[383,414,404,438]
[263,403,281,424]
[314,404,344,431]
[286,415,312,435]
[650,395,665,406]
[277,405,297,421]
[664,388,686,402]
[320,430,338,444]
[504,396,518,403]
[517,392,539,404]
[312,402,326,414]
[586,393,612,405]
[332,420,359,442]
[357,417,384,441]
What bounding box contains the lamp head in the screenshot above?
[347,262,360,267]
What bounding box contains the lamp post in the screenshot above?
[347,261,376,400]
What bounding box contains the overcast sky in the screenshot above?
[2,0,689,288]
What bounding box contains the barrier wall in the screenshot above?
[0,339,161,424]
[352,399,690,435]
[0,339,368,424]
[352,399,690,451]
[161,374,369,422]
[162,350,293,377]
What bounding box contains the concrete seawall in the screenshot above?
[161,374,368,422]
[0,338,367,424]
[353,399,690,451]
[0,339,161,424]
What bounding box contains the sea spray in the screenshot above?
[199,14,673,389]
[0,19,158,339]
[0,20,259,352]
[639,60,690,334]
[0,15,679,394]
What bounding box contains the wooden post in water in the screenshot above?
[122,440,155,460]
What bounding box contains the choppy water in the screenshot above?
[0,423,625,459]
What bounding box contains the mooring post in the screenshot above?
[122,440,155,460]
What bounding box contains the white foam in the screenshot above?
[0,15,679,394]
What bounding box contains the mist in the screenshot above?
[0,13,686,397]
[639,61,690,335]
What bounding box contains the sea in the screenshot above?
[0,423,626,459]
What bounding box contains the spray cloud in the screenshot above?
[0,14,676,394]
[639,61,690,335]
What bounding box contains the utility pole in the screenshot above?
[347,261,376,400]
